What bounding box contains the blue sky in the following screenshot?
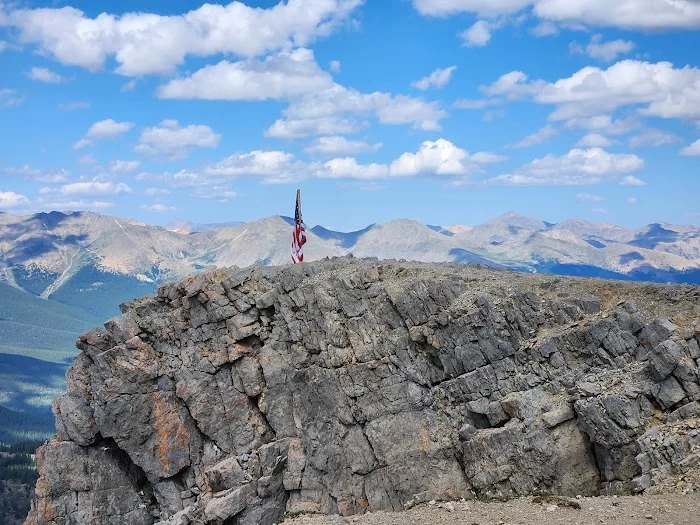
[0,0,699,231]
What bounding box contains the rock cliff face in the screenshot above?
[25,258,700,525]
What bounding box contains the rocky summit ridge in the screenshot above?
[25,257,700,525]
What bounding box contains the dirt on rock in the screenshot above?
[282,494,700,525]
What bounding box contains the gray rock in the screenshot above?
[24,259,700,525]
[649,339,684,381]
[653,376,687,409]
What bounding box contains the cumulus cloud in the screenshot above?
[304,136,382,156]
[135,120,221,160]
[273,84,448,136]
[565,115,638,136]
[627,197,638,204]
[204,150,303,184]
[412,0,700,30]
[1,1,363,76]
[60,181,132,196]
[620,175,647,186]
[109,160,141,173]
[570,34,635,62]
[413,0,532,18]
[509,125,558,148]
[265,117,365,139]
[628,129,680,149]
[330,60,341,73]
[121,80,137,92]
[411,66,457,90]
[2,165,71,183]
[489,147,644,185]
[575,133,613,148]
[158,49,334,101]
[323,139,506,181]
[196,138,503,185]
[680,139,700,156]
[28,66,66,83]
[591,207,609,214]
[0,191,29,208]
[530,21,559,37]
[73,119,134,149]
[480,61,700,123]
[460,21,493,47]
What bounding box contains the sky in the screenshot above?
[0,0,699,231]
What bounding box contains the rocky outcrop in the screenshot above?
[25,258,700,525]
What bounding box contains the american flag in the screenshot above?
[291,189,306,264]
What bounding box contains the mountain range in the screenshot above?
[2,210,700,298]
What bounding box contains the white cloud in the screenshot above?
[205,150,302,184]
[87,119,134,139]
[576,192,604,202]
[570,34,635,62]
[2,165,71,183]
[324,158,388,180]
[304,136,382,156]
[620,175,647,186]
[680,139,700,156]
[413,0,700,30]
[565,115,638,136]
[0,88,23,108]
[58,101,90,111]
[412,66,457,90]
[0,191,29,208]
[575,133,612,147]
[199,138,502,184]
[460,20,492,47]
[323,139,505,181]
[158,49,334,101]
[480,61,700,123]
[510,124,558,148]
[60,181,132,196]
[591,208,608,214]
[121,80,137,92]
[144,188,171,196]
[3,1,363,76]
[266,117,365,139]
[530,21,559,37]
[109,160,141,173]
[0,41,6,52]
[627,197,638,204]
[628,129,680,149]
[330,60,341,73]
[78,155,97,165]
[471,151,508,163]
[277,84,448,134]
[413,0,532,17]
[28,66,65,83]
[135,120,221,160]
[533,0,700,30]
[73,119,134,149]
[141,204,176,212]
[489,147,644,185]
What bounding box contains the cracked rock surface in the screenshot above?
[25,258,700,525]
